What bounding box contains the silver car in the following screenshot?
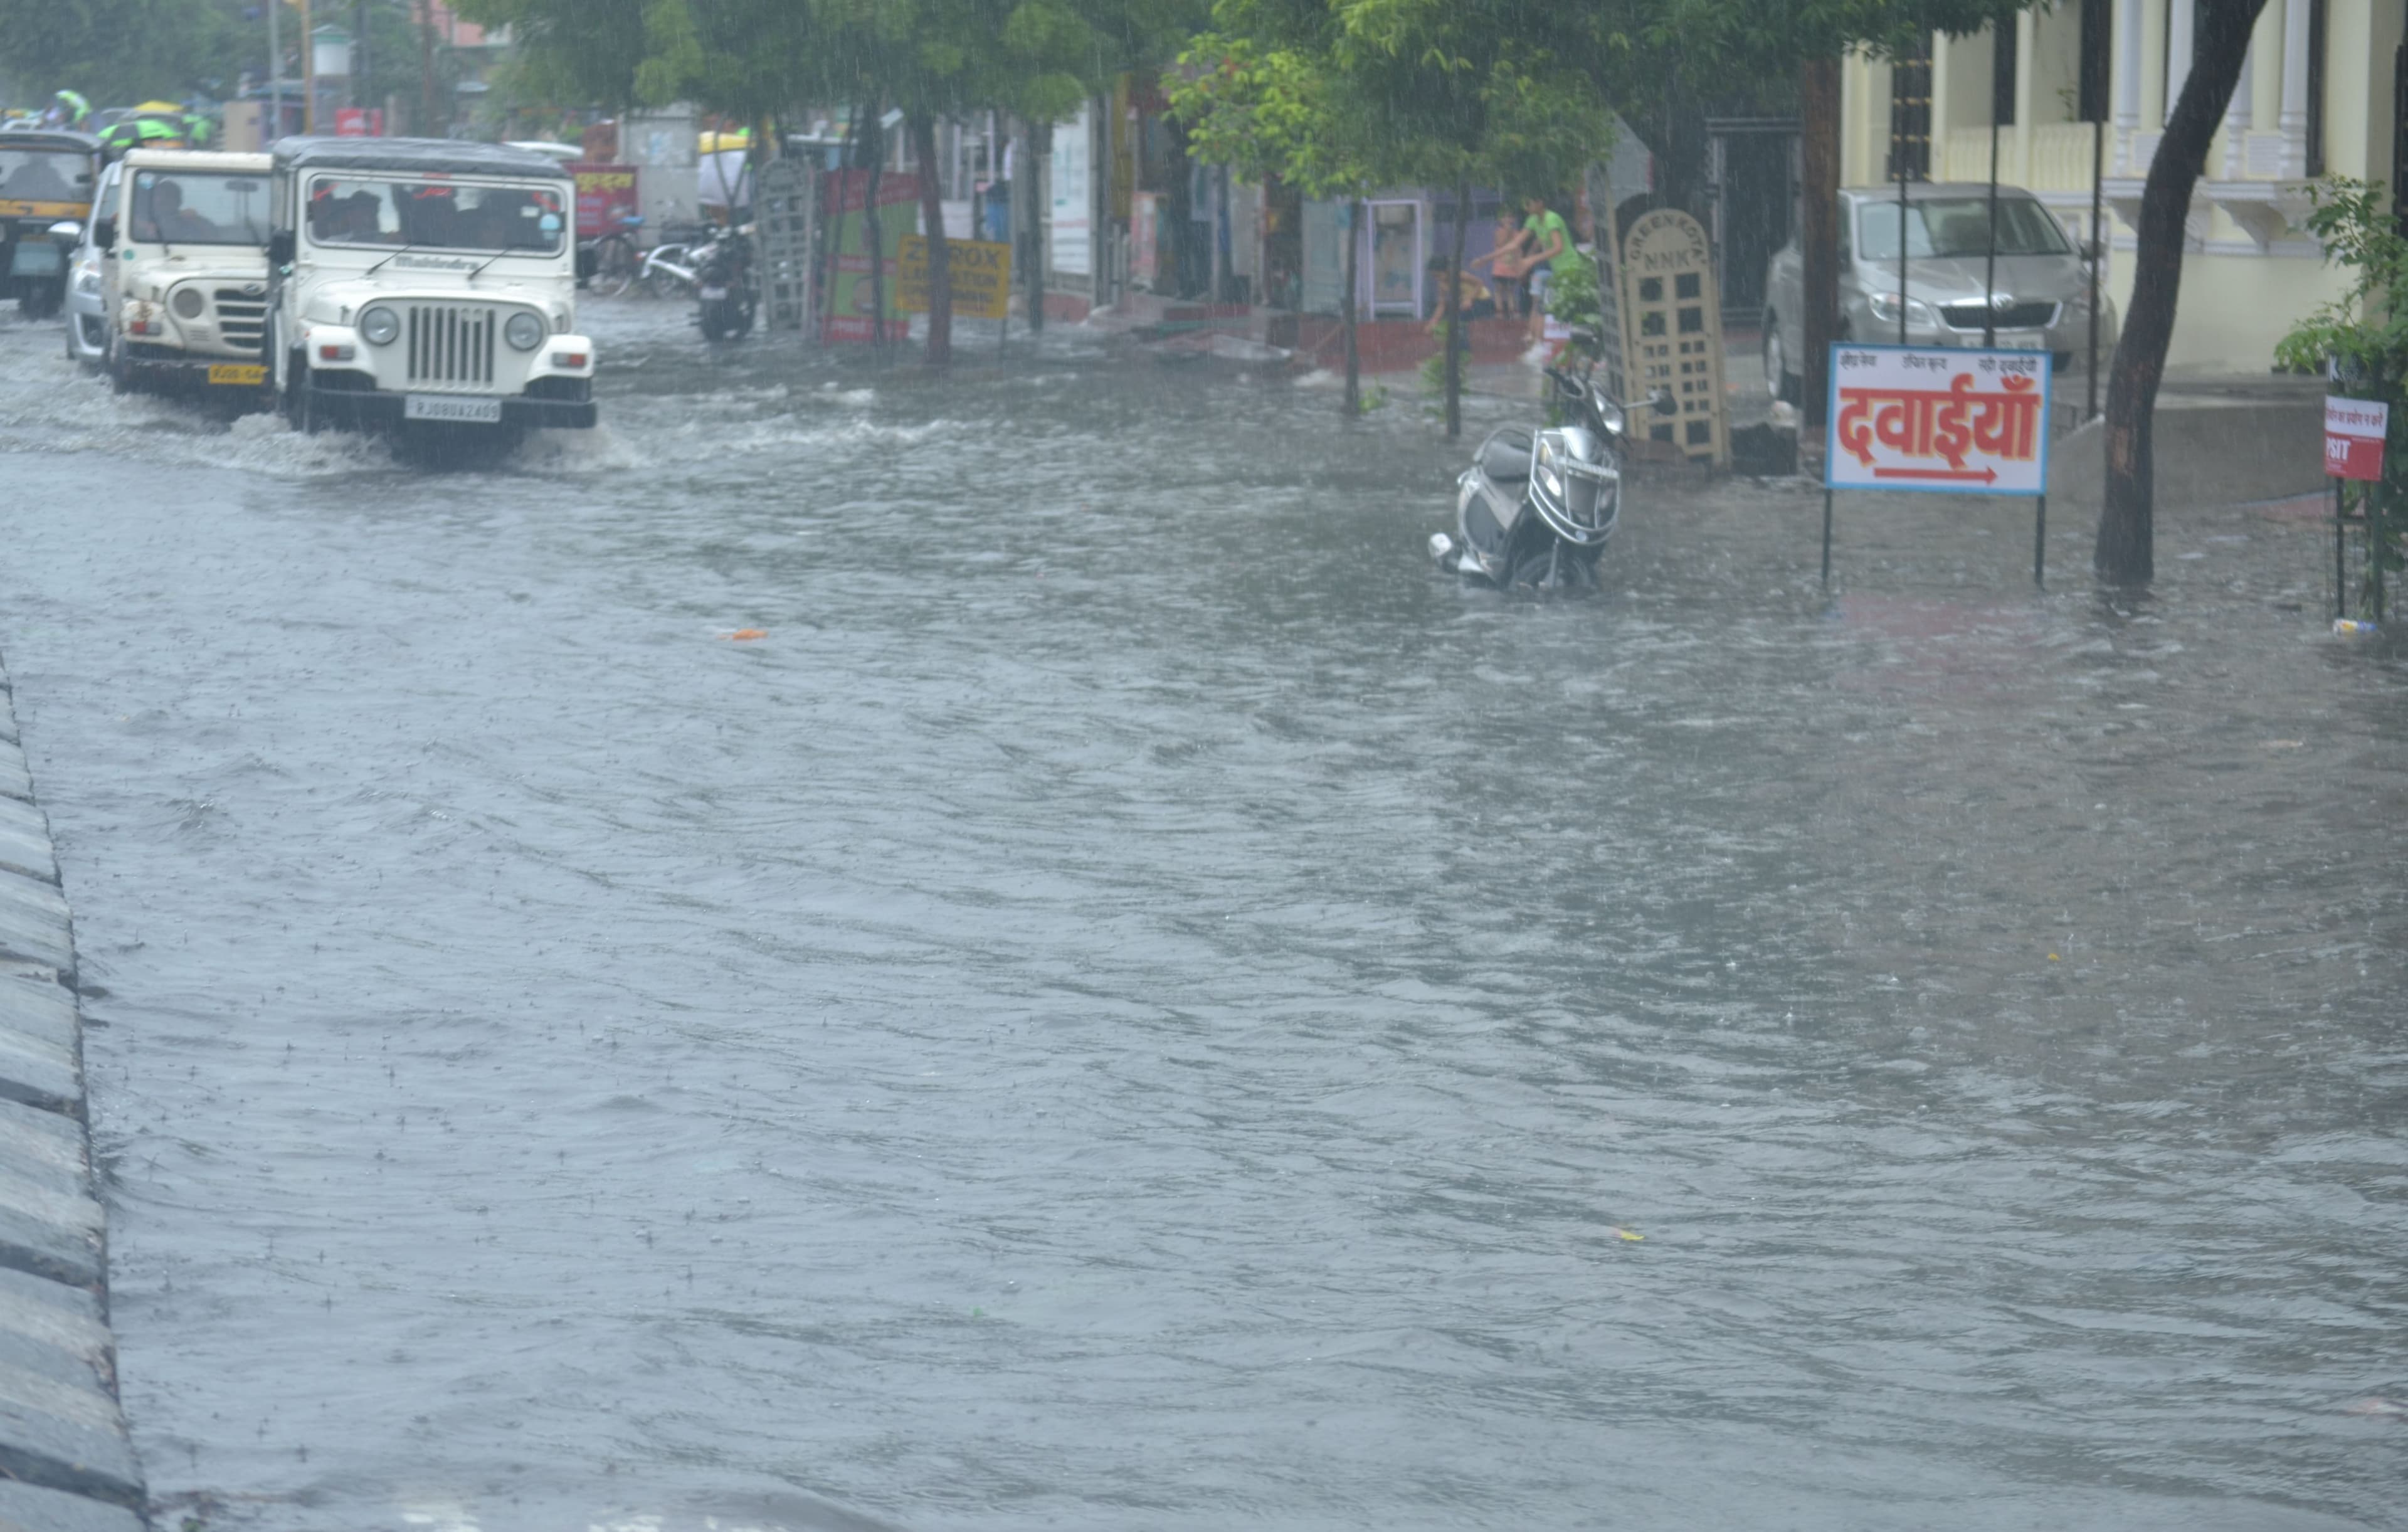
[1760,182,2118,402]
[61,159,119,368]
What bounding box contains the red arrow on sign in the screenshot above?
[1872,465,2000,483]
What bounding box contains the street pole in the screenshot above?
[2088,115,2104,418]
[354,0,368,115]
[1798,55,1842,463]
[1983,23,2005,349]
[1889,55,1909,346]
[267,0,282,143]
[301,0,315,135]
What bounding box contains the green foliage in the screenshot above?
[2278,175,2408,608]
[457,0,1196,122]
[1545,247,1600,332]
[1172,0,1616,203]
[0,0,259,106]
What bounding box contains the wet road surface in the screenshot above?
[0,302,2404,1531]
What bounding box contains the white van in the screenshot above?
[95,149,273,398]
[265,137,596,438]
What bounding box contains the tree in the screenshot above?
[2093,0,2267,584]
[1171,19,1383,414]
[1176,0,1616,435]
[0,0,259,104]
[1637,0,2039,448]
[2278,177,2408,616]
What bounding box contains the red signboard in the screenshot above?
[568,163,639,239]
[820,169,920,345]
[2325,396,2389,482]
[333,107,384,137]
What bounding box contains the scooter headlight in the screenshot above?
[505,311,546,351]
[359,305,400,345]
[1536,437,1564,499]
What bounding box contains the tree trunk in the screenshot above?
[863,107,888,360]
[2096,0,2268,584]
[1343,196,1362,418]
[1798,56,1842,454]
[909,110,953,367]
[1444,179,1471,440]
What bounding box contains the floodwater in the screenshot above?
[0,302,2403,1532]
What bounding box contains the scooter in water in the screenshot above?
[1430,330,1673,590]
[694,223,758,341]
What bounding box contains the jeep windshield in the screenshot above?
[1856,196,2071,260]
[305,176,566,255]
[128,169,267,245]
[0,148,94,206]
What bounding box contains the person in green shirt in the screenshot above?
[1516,194,1570,346]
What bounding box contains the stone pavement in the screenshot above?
[0,657,144,1531]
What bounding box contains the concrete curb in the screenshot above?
[0,658,147,1529]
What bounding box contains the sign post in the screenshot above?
[2325,396,2389,621]
[1823,343,2053,585]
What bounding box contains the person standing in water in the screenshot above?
[1516,193,1570,352]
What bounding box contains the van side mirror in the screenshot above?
[267,230,295,265]
[92,216,115,250]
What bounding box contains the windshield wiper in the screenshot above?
[362,243,424,277]
[463,251,503,282]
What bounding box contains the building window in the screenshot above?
[1889,35,1932,180]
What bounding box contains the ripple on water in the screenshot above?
[0,303,2402,1532]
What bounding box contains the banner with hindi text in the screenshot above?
[1825,345,2050,497]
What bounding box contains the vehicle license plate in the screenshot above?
[699,285,728,300]
[404,394,504,424]
[208,363,267,386]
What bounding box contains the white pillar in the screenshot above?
[2278,0,2310,175]
[2115,0,2145,172]
[2166,0,2195,124]
[2221,40,2252,176]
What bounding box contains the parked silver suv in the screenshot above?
[1760,182,2116,402]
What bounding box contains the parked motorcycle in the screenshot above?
[694,223,758,341]
[1430,330,1672,590]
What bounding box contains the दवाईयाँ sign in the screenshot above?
[1825,345,2051,495]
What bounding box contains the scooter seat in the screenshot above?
[1479,430,1532,483]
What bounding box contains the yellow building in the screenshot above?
[1841,1,2405,372]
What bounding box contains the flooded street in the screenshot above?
[0,300,2403,1531]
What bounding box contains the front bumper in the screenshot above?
[1867,313,2116,359]
[125,348,272,393]
[304,377,597,431]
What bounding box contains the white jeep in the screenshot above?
[265,137,596,440]
[95,149,274,400]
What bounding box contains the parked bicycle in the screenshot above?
[636,221,716,300]
[578,213,646,297]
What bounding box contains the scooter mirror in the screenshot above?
[1650,388,1678,417]
[47,221,81,244]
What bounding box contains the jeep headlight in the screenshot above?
[170,286,205,319]
[360,305,399,345]
[504,311,546,351]
[75,270,100,295]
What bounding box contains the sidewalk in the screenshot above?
[0,655,145,1532]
